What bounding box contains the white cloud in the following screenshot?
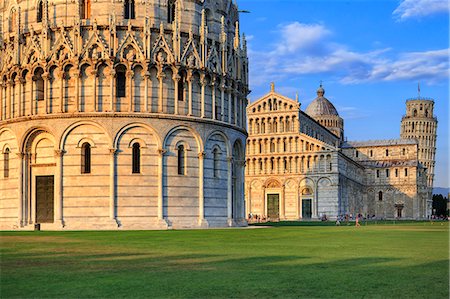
[393,0,449,20]
[275,22,331,54]
[247,22,449,88]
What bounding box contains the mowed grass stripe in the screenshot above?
[1,224,448,299]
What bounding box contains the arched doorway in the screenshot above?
[301,187,313,219]
[23,130,56,225]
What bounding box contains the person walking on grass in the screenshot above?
[355,215,361,227]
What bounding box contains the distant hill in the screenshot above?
[433,187,450,197]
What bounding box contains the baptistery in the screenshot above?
[0,0,249,230]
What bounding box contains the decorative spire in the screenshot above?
[271,82,275,92]
[234,21,240,50]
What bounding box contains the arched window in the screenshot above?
[81,143,91,174]
[386,169,390,177]
[213,148,220,178]
[378,191,383,201]
[37,1,43,23]
[116,66,126,98]
[3,148,10,178]
[402,148,406,155]
[412,122,415,131]
[370,150,373,157]
[81,0,91,19]
[132,143,141,174]
[425,109,429,117]
[386,149,389,157]
[168,0,176,23]
[124,0,135,19]
[395,169,398,177]
[177,145,185,175]
[376,170,380,178]
[413,109,417,117]
[404,168,408,177]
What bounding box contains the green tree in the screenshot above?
[432,194,448,217]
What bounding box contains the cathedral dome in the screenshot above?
[305,86,339,117]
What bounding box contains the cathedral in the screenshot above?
[0,0,249,230]
[245,84,437,220]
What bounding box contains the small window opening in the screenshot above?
[81,143,91,174]
[116,66,126,98]
[132,143,141,174]
[213,149,220,178]
[3,148,10,178]
[124,0,136,19]
[37,1,43,22]
[177,145,185,175]
[168,0,176,23]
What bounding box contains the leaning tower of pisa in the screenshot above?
[0,0,249,230]
[400,96,438,190]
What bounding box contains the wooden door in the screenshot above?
[302,199,312,219]
[36,176,54,223]
[267,194,279,220]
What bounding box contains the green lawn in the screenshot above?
[1,223,448,298]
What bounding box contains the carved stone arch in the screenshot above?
[113,122,162,150]
[299,177,315,189]
[59,121,111,151]
[0,128,19,153]
[264,178,282,189]
[163,125,203,153]
[20,125,57,153]
[205,130,231,156]
[128,138,147,149]
[76,137,96,148]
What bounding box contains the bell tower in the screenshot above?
[400,90,438,189]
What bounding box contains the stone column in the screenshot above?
[220,83,225,121]
[0,83,3,120]
[143,71,150,113]
[16,153,24,227]
[200,73,206,118]
[42,72,49,114]
[109,148,117,222]
[74,70,81,112]
[54,150,65,227]
[281,184,286,219]
[157,149,168,228]
[127,70,134,112]
[157,70,165,113]
[58,70,64,113]
[16,78,23,117]
[173,73,180,115]
[263,186,267,217]
[110,70,116,112]
[247,185,252,216]
[211,78,216,120]
[198,152,208,227]
[92,69,98,112]
[6,80,11,118]
[227,156,233,226]
[234,92,238,126]
[187,71,193,116]
[228,89,232,124]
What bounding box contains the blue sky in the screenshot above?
[237,0,449,188]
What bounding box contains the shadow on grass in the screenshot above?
[1,249,448,298]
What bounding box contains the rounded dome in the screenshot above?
[305,88,339,117]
